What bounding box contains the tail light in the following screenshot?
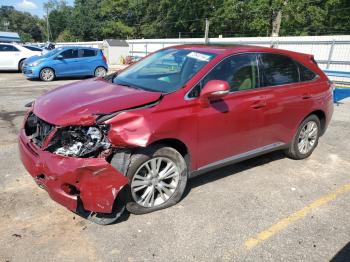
[101,51,107,63]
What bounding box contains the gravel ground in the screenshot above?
[0,72,349,262]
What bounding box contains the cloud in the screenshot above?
[16,0,37,10]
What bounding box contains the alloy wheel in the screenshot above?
[298,120,318,154]
[40,68,54,81]
[130,157,180,208]
[95,67,107,77]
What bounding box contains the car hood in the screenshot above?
[25,55,44,64]
[33,78,162,125]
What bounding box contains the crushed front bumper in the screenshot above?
[18,129,128,214]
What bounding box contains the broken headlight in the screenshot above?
[47,125,111,157]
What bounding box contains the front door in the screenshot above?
[189,53,268,169]
[53,48,80,76]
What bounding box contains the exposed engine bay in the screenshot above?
[47,125,111,157]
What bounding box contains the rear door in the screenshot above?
[190,53,269,168]
[0,44,20,69]
[257,53,316,145]
[54,48,79,76]
[77,48,98,75]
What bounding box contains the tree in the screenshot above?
[0,6,44,42]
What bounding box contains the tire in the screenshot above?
[284,114,321,160]
[40,68,55,81]
[18,59,25,72]
[126,145,188,215]
[94,66,107,77]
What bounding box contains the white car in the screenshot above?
[0,43,42,71]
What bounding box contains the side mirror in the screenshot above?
[200,80,230,105]
[56,54,63,60]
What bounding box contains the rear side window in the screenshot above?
[82,49,96,57]
[259,53,299,86]
[60,49,78,59]
[298,64,317,81]
[0,45,19,52]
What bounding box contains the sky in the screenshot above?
[1,0,74,17]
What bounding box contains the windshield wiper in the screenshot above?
[116,82,143,91]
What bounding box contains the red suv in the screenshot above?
[19,45,333,224]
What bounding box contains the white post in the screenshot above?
[204,18,210,44]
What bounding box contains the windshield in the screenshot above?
[113,48,216,93]
[24,46,42,51]
[41,48,63,58]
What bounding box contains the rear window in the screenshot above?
[82,49,97,57]
[259,53,299,86]
[298,64,317,82]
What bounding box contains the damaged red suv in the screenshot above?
[19,45,333,224]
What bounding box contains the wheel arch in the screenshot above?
[306,110,326,135]
[148,138,191,171]
[18,58,26,71]
[95,65,108,72]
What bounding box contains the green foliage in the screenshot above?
[0,6,43,42]
[56,29,77,42]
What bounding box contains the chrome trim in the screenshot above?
[211,90,229,96]
[190,142,286,177]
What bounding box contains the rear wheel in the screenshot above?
[40,68,55,81]
[126,145,188,215]
[94,66,107,77]
[18,59,25,72]
[284,115,321,160]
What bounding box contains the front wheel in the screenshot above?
[126,145,188,215]
[94,66,107,77]
[284,114,321,160]
[40,68,55,81]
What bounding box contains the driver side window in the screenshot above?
[187,53,259,98]
[60,49,78,59]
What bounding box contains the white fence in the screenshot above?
[126,35,350,73]
[55,41,103,49]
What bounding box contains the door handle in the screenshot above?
[302,93,311,99]
[251,100,266,109]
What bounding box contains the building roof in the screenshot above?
[105,39,129,47]
[0,31,21,42]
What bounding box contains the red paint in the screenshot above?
[19,45,333,215]
[19,129,128,213]
[33,77,161,126]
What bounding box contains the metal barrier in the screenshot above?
[127,36,350,72]
[324,70,350,103]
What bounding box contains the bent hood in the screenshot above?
[33,78,162,125]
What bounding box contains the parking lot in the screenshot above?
[0,72,349,261]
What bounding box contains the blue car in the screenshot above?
[23,46,108,81]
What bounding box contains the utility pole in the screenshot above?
[46,6,50,42]
[3,21,9,31]
[204,18,210,44]
[178,32,181,39]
